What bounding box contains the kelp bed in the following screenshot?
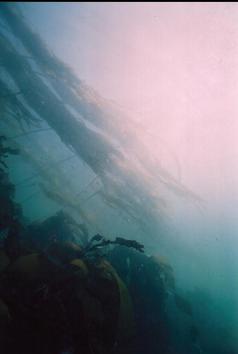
[0,4,209,354]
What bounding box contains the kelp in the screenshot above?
[7,135,97,228]
[151,254,176,291]
[4,132,103,234]
[149,254,194,318]
[0,135,19,169]
[83,234,144,257]
[24,210,88,252]
[96,259,135,344]
[174,293,193,317]
[0,32,120,176]
[0,3,137,138]
[0,77,40,128]
[40,182,100,230]
[0,28,160,234]
[0,3,202,240]
[0,136,22,231]
[0,3,193,197]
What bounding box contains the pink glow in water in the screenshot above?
[25,2,238,205]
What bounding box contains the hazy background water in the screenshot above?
[1,3,238,353]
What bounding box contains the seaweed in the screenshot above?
[0,3,202,241]
[0,136,23,233]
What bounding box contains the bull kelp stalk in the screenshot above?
[0,4,201,238]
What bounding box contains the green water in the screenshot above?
[0,3,237,354]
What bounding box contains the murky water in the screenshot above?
[0,3,237,354]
